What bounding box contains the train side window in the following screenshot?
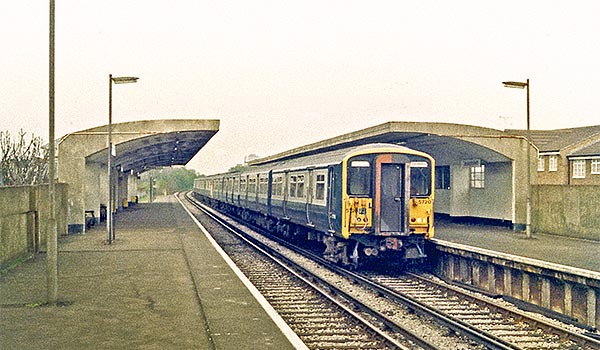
[259,176,268,195]
[248,177,257,193]
[289,175,297,198]
[296,175,305,198]
[315,173,326,200]
[348,160,371,196]
[272,174,283,197]
[240,177,247,193]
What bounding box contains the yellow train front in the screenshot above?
[324,144,434,267]
[193,143,434,268]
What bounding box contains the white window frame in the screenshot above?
[312,170,328,205]
[573,160,586,179]
[537,156,545,172]
[258,174,269,199]
[549,155,558,172]
[470,165,485,188]
[271,174,284,199]
[592,159,600,174]
[288,172,306,202]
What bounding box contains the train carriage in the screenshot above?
[194,143,434,268]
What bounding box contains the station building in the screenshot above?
[508,125,600,185]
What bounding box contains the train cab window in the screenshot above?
[410,161,432,196]
[348,160,371,196]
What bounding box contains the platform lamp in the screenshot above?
[503,79,531,239]
[108,75,138,244]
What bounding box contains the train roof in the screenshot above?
[205,143,431,178]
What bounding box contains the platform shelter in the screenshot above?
[250,121,534,230]
[58,119,219,233]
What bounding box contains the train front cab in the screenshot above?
[339,148,434,264]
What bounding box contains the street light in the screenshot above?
[503,79,532,239]
[47,0,58,305]
[108,74,138,244]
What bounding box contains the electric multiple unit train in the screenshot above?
[193,143,434,267]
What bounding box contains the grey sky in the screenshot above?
[2,1,599,174]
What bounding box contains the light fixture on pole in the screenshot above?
[47,0,58,305]
[108,74,138,244]
[503,79,531,238]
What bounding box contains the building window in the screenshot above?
[592,159,600,174]
[573,160,586,179]
[435,166,451,190]
[549,155,558,172]
[537,156,545,172]
[470,165,485,188]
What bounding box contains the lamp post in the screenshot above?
[503,79,531,238]
[47,0,58,305]
[108,75,138,244]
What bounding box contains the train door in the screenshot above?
[267,171,273,215]
[327,165,342,233]
[306,169,313,226]
[375,155,410,234]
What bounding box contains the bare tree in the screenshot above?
[0,130,49,186]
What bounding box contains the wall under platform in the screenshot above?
[533,185,600,240]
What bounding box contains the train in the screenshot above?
[193,143,435,268]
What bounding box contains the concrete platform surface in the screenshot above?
[0,196,299,350]
[434,220,600,272]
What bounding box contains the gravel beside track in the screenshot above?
[183,192,483,350]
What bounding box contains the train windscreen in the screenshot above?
[409,159,431,197]
[348,160,371,196]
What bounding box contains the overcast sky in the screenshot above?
[2,1,600,174]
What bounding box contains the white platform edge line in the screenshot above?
[176,195,309,350]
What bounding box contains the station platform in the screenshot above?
[0,195,303,350]
[434,219,600,273]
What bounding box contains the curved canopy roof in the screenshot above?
[59,119,219,174]
[250,121,517,167]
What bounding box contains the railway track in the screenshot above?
[181,192,442,350]
[183,192,600,349]
[365,272,600,350]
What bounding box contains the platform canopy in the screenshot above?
[57,119,219,233]
[60,119,220,174]
[86,129,216,174]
